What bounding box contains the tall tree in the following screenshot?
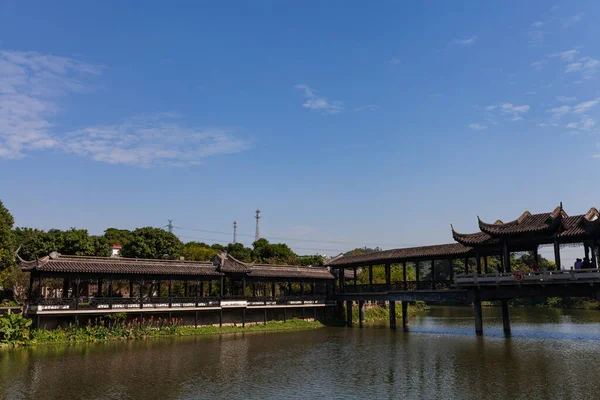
[0,200,14,271]
[104,228,133,246]
[121,227,183,259]
[182,242,218,261]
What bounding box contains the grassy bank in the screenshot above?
[348,301,426,324]
[0,314,325,348]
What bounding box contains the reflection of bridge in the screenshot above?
[327,205,600,335]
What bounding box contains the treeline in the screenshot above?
[1,201,325,269]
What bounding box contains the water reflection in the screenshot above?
[2,307,600,399]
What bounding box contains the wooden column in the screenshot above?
[592,239,598,269]
[62,278,70,298]
[585,243,590,262]
[353,266,358,291]
[474,290,483,336]
[108,279,113,309]
[503,240,511,273]
[389,301,396,330]
[195,280,199,307]
[464,257,469,274]
[139,279,144,309]
[533,248,539,264]
[271,282,276,298]
[208,281,212,296]
[403,262,407,291]
[553,238,561,271]
[220,276,224,297]
[385,263,391,289]
[129,281,134,298]
[346,300,353,327]
[184,281,188,297]
[264,309,267,325]
[402,301,409,332]
[475,253,482,274]
[242,308,246,327]
[97,279,103,297]
[449,258,455,280]
[168,279,172,308]
[431,260,435,290]
[37,275,43,302]
[358,300,365,328]
[483,257,488,274]
[157,281,161,297]
[75,278,80,310]
[501,300,511,336]
[416,262,420,290]
[369,265,373,291]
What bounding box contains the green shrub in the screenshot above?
[0,313,32,346]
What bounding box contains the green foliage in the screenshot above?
[344,246,382,256]
[13,227,110,259]
[182,242,219,261]
[0,200,14,272]
[298,255,324,266]
[0,313,32,346]
[226,242,253,262]
[121,227,183,259]
[252,238,298,264]
[104,228,133,246]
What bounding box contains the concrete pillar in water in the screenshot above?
[402,301,409,332]
[359,300,365,327]
[474,291,483,336]
[346,300,353,327]
[501,300,511,336]
[389,301,397,330]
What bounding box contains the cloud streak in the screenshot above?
[294,84,344,114]
[0,48,251,166]
[453,36,478,45]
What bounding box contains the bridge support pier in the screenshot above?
[501,300,511,336]
[402,301,409,332]
[359,300,365,327]
[474,291,483,336]
[389,301,396,329]
[346,300,353,327]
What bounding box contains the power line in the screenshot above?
[173,225,419,248]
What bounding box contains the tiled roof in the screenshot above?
[249,264,334,280]
[326,243,472,267]
[21,255,221,277]
[453,206,600,245]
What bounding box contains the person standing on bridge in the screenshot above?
[582,257,591,269]
[574,258,583,270]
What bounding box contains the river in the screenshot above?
[2,306,600,399]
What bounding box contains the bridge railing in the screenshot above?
[343,280,455,293]
[454,268,600,286]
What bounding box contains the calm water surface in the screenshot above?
[2,306,600,399]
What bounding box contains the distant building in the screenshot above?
[111,245,122,257]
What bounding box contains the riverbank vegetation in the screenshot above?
[0,313,325,348]
[347,301,426,324]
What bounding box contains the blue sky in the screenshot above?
[1,1,599,259]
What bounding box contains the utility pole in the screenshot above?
[233,221,238,244]
[167,219,173,233]
[255,209,261,242]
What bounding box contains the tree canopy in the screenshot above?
[0,200,14,271]
[120,227,184,259]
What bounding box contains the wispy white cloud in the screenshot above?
[556,96,576,103]
[530,60,547,70]
[548,105,571,119]
[563,12,585,28]
[573,98,600,114]
[0,48,251,166]
[468,123,488,131]
[354,105,380,112]
[498,103,530,121]
[550,48,579,62]
[65,114,251,167]
[0,49,102,159]
[453,36,478,46]
[294,84,344,114]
